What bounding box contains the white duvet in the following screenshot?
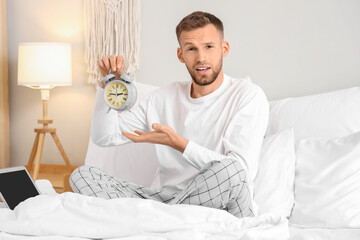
[0,191,289,240]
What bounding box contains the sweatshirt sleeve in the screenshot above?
[91,86,149,147]
[182,87,269,183]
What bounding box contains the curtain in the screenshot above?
[84,0,141,85]
[0,0,10,168]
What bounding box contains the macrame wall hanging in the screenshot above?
[84,0,141,85]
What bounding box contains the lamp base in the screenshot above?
[26,97,73,182]
[26,125,73,181]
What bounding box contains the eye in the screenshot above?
[188,47,195,51]
[207,45,214,49]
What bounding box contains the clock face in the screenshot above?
[105,81,129,109]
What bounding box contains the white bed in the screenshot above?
[1,83,359,239]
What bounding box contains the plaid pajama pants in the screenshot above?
[69,158,253,218]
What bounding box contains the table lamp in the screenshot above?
[17,42,74,180]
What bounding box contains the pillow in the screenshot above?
[267,87,360,141]
[254,128,295,218]
[290,131,360,228]
[35,180,57,195]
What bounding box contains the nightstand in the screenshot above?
[26,164,79,193]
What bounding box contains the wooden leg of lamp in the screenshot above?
[63,173,72,192]
[33,132,45,180]
[51,132,72,171]
[26,132,40,173]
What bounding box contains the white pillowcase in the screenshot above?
[254,128,295,218]
[267,87,360,141]
[290,131,360,228]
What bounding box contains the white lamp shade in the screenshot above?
[18,42,72,88]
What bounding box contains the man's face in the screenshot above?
[177,24,229,86]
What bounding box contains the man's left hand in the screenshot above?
[122,123,189,153]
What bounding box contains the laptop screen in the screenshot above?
[0,168,40,210]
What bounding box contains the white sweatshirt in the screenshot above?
[91,74,269,194]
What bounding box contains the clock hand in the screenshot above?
[109,93,124,96]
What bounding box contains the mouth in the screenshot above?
[195,66,211,74]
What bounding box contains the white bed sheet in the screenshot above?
[0,233,87,240]
[3,226,360,240]
[290,227,360,240]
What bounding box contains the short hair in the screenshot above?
[176,11,224,42]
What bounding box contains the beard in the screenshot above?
[185,58,223,86]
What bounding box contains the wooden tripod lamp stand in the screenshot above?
[17,42,73,181]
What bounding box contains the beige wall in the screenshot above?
[7,0,360,167]
[137,0,360,99]
[8,0,94,167]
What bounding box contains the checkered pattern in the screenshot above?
[70,158,253,218]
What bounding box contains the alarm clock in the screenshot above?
[102,70,138,111]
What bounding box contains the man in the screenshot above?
[70,11,269,218]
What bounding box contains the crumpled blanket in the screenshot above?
[0,181,289,240]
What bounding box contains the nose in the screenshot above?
[196,49,207,62]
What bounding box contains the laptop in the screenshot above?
[0,166,40,210]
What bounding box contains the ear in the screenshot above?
[222,41,230,57]
[177,47,185,63]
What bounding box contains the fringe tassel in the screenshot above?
[84,0,141,85]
